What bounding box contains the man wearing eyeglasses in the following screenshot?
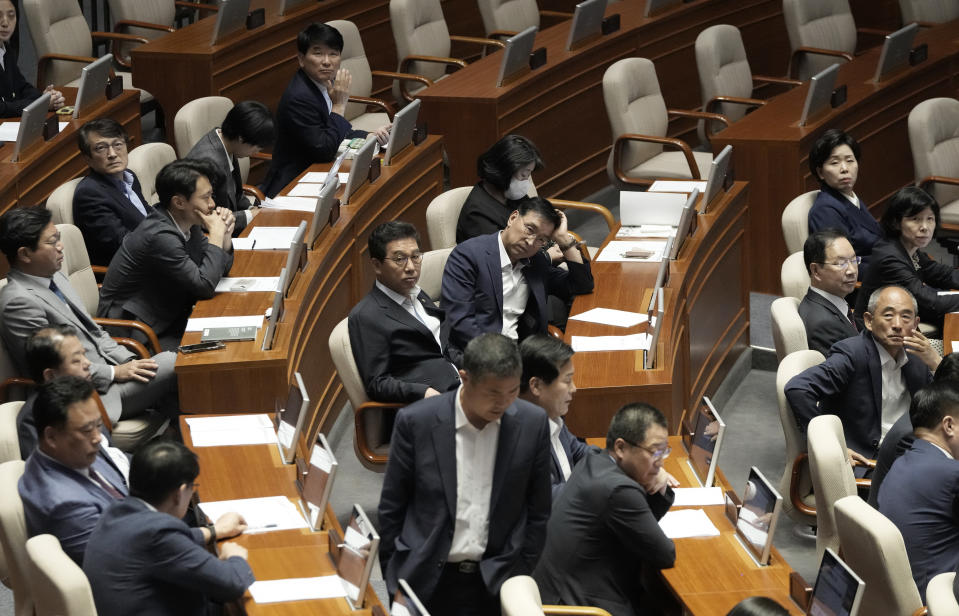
[73,118,150,266]
[442,197,593,365]
[800,230,861,356]
[348,221,460,403]
[533,403,678,616]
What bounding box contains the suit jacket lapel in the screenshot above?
[490,406,519,513]
[13,270,92,331]
[484,234,504,316]
[864,333,883,422]
[807,290,850,324]
[431,398,457,521]
[206,132,239,210]
[371,285,436,342]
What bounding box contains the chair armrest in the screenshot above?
[92,391,113,432]
[0,377,34,403]
[113,20,175,34]
[540,9,574,18]
[174,0,219,15]
[789,47,854,79]
[544,607,613,616]
[705,95,765,113]
[37,53,98,87]
[373,69,435,103]
[550,198,615,233]
[251,151,272,163]
[919,176,959,191]
[488,30,519,41]
[91,31,151,70]
[547,324,564,339]
[612,133,701,186]
[753,74,802,87]
[449,35,506,50]
[94,318,162,356]
[242,184,265,201]
[113,337,151,360]
[399,54,467,73]
[854,477,872,489]
[354,401,403,466]
[790,453,816,516]
[911,607,928,616]
[347,95,395,119]
[668,108,730,128]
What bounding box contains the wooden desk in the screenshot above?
[565,182,749,436]
[712,20,959,294]
[417,0,789,199]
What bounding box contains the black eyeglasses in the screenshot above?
[622,439,671,461]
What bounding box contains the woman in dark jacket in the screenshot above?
[0,0,64,117]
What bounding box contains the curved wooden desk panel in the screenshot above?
[564,182,749,437]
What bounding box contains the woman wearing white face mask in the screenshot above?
[455,134,544,244]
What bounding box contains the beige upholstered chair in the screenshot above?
[0,460,30,616]
[776,350,823,527]
[781,190,820,255]
[927,572,959,616]
[173,96,233,158]
[602,58,717,189]
[500,575,614,616]
[127,142,177,206]
[780,251,810,301]
[0,401,24,465]
[908,98,959,225]
[835,495,924,616]
[770,297,808,362]
[900,0,959,25]
[808,414,859,562]
[328,319,402,471]
[419,247,453,302]
[475,0,571,39]
[106,0,218,61]
[425,186,472,249]
[782,0,859,80]
[45,178,83,226]
[25,534,97,616]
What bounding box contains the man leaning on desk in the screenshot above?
[260,22,391,198]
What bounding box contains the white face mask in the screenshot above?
[504,177,531,201]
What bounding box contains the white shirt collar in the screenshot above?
[497,231,526,271]
[842,192,860,209]
[549,416,563,437]
[215,128,235,173]
[20,270,55,287]
[455,385,501,433]
[874,339,908,369]
[375,279,421,305]
[307,76,333,113]
[810,285,850,315]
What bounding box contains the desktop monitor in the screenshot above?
[298,432,338,531]
[11,93,50,163]
[260,284,285,351]
[275,372,309,465]
[685,396,726,487]
[72,55,112,120]
[701,145,732,214]
[807,548,865,616]
[874,23,919,82]
[342,137,377,205]
[799,63,840,127]
[735,466,783,565]
[210,0,250,46]
[565,0,607,51]
[392,580,431,616]
[281,221,308,297]
[669,188,699,260]
[383,99,420,166]
[644,0,681,18]
[338,504,380,609]
[497,26,538,87]
[278,0,312,15]
[647,236,672,312]
[307,178,340,248]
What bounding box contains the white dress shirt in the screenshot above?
[375,280,443,350]
[448,385,500,562]
[874,340,910,439]
[549,417,572,481]
[498,232,528,339]
[307,76,333,113]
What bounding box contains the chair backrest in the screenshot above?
[908,97,959,209]
[425,186,472,249]
[603,58,668,174]
[808,414,858,562]
[781,189,819,255]
[21,0,92,86]
[927,572,959,616]
[390,0,452,83]
[0,460,31,616]
[107,0,175,38]
[780,251,810,301]
[45,178,83,226]
[327,20,375,122]
[775,349,823,525]
[782,0,856,80]
[501,575,545,616]
[25,534,97,616]
[476,0,539,36]
[420,247,453,302]
[695,25,753,139]
[56,224,100,316]
[770,296,808,362]
[328,318,369,413]
[0,401,24,465]
[173,96,234,158]
[835,495,923,616]
[127,142,177,206]
[899,0,959,24]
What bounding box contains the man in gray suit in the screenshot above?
[0,206,177,424]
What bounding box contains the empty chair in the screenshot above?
[475,0,571,38]
[908,98,959,225]
[781,190,820,254]
[25,534,97,616]
[44,178,83,226]
[782,0,858,80]
[808,414,858,561]
[107,0,217,59]
[899,0,959,25]
[771,297,808,362]
[419,247,454,302]
[602,58,716,189]
[500,575,613,616]
[776,349,823,528]
[0,460,30,616]
[126,143,177,206]
[835,495,924,616]
[927,572,959,616]
[780,251,810,301]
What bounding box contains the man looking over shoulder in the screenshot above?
[799,230,860,356]
[348,221,459,403]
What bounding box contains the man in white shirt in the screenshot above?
[378,333,551,615]
[799,229,860,356]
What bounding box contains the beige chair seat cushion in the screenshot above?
[625,150,712,180]
[350,112,391,133]
[939,198,959,225]
[109,413,169,452]
[66,71,153,104]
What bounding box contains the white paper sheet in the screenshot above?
[185,414,277,447]
[232,237,256,250]
[616,225,677,239]
[620,191,687,226]
[569,307,649,328]
[938,291,959,296]
[649,180,707,193]
[0,121,68,142]
[262,196,318,212]
[570,333,651,352]
[300,171,350,184]
[596,240,667,263]
[248,576,347,603]
[671,487,726,507]
[185,315,264,332]
[246,226,300,250]
[658,508,720,538]
[198,495,308,533]
[215,277,281,293]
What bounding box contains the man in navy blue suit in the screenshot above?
[260,22,390,197]
[878,381,959,600]
[378,333,551,615]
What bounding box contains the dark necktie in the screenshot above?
[49,279,98,333]
[231,157,244,202]
[847,308,858,332]
[90,469,123,499]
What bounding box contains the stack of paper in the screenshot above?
[649,180,707,193]
[616,225,677,239]
[658,509,720,538]
[569,308,649,328]
[215,277,281,293]
[246,226,300,250]
[249,576,347,603]
[198,495,308,532]
[261,196,317,212]
[596,240,667,263]
[300,171,350,184]
[185,414,278,447]
[570,333,651,352]
[185,315,264,332]
[0,122,68,141]
[671,487,726,507]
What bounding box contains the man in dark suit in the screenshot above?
[786,285,940,466]
[84,439,253,616]
[441,197,593,364]
[0,206,178,425]
[518,334,594,499]
[799,230,859,356]
[98,159,234,350]
[72,118,150,266]
[878,381,959,600]
[185,100,275,236]
[533,403,678,615]
[348,221,459,403]
[260,22,390,197]
[378,333,551,615]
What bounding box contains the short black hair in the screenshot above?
[879,186,940,240]
[25,325,79,383]
[129,440,200,506]
[606,402,667,450]
[808,128,861,180]
[297,22,343,55]
[221,101,275,149]
[477,134,544,192]
[155,159,222,210]
[77,118,128,158]
[519,335,574,394]
[33,375,96,435]
[934,353,959,383]
[909,380,959,431]
[516,196,561,232]
[803,229,848,273]
[368,221,420,261]
[725,596,791,616]
[0,205,52,265]
[463,333,522,382]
